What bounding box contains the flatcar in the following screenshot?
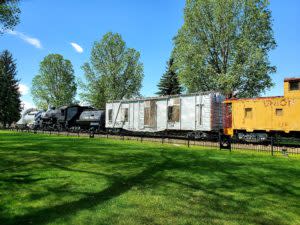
[106,92,224,137]
[224,78,300,139]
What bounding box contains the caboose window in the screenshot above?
[276,108,283,116]
[244,108,252,119]
[289,81,299,91]
[108,109,113,122]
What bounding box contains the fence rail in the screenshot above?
[3,128,300,155]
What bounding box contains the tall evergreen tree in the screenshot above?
[156,58,183,96]
[0,50,21,127]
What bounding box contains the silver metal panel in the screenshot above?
[105,92,224,132]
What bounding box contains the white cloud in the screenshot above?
[18,83,29,95]
[21,100,36,110]
[70,42,83,53]
[7,30,42,49]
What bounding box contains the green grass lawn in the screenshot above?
[0,131,299,225]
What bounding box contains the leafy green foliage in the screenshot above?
[156,58,183,96]
[0,50,21,127]
[0,0,20,33]
[81,32,144,109]
[0,131,299,224]
[31,54,77,109]
[173,0,276,97]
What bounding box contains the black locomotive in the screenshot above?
[34,105,105,131]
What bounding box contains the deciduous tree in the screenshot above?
[31,54,77,109]
[80,32,144,108]
[0,0,20,33]
[173,0,276,97]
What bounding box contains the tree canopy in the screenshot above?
[31,54,77,109]
[81,32,144,109]
[0,0,20,33]
[0,50,21,127]
[173,0,276,97]
[156,58,183,96]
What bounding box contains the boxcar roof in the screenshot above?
[107,91,219,103]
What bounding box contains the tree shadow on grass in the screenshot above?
[0,151,170,225]
[0,174,48,184]
[0,132,299,225]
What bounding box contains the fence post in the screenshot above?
[187,138,190,148]
[271,137,274,156]
[219,132,222,150]
[89,130,94,138]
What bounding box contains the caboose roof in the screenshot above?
[284,77,300,82]
[107,91,219,103]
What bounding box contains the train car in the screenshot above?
[76,110,105,131]
[59,105,93,129]
[16,108,40,129]
[224,78,300,139]
[39,107,60,129]
[35,105,105,131]
[105,92,224,136]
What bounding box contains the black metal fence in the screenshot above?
[3,128,300,156]
[220,135,300,155]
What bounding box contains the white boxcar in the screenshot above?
[105,92,224,133]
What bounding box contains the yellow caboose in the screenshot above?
[224,78,300,137]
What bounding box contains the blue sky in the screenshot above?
[0,0,299,108]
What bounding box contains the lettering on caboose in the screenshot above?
[263,98,296,107]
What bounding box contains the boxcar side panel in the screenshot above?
[156,99,167,131]
[195,94,212,131]
[106,92,224,133]
[181,96,196,130]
